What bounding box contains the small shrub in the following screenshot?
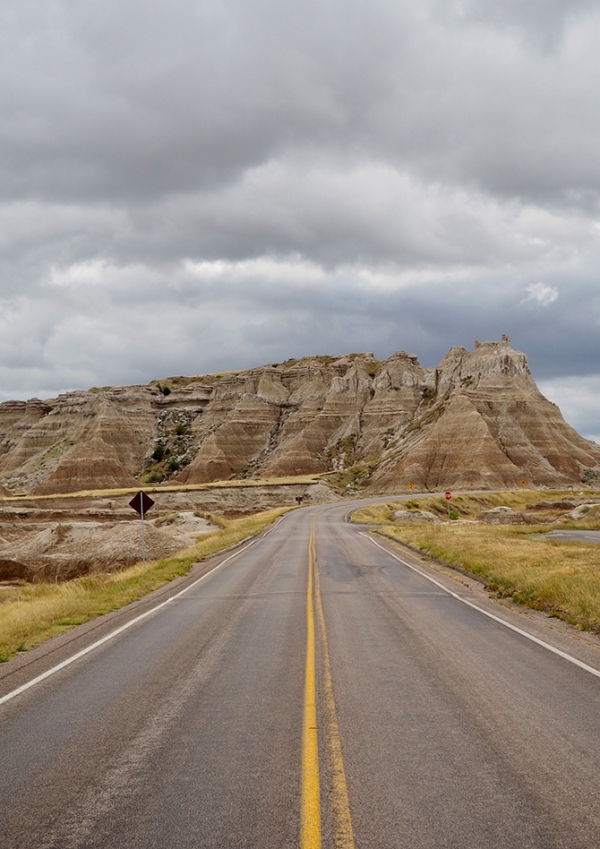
[155,513,180,527]
[582,468,599,483]
[194,510,227,528]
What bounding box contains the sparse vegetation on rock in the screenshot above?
[0,338,598,495]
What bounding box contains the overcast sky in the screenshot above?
[1,0,599,441]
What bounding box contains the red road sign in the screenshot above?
[129,491,155,516]
[444,491,452,501]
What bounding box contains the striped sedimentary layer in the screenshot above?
[0,337,598,495]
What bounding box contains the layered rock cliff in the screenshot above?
[0,337,598,495]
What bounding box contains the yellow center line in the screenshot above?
[313,526,356,849]
[301,516,355,849]
[301,520,321,849]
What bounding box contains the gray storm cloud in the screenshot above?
[0,0,599,440]
[3,0,600,206]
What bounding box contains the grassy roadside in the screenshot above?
[0,507,292,663]
[352,494,600,632]
[354,490,600,526]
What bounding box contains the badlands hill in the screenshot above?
[0,336,598,496]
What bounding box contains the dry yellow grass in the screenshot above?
[0,475,321,503]
[353,493,600,631]
[0,507,291,662]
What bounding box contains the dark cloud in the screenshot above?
[447,0,598,50]
[0,0,599,435]
[3,1,600,206]
[0,266,597,401]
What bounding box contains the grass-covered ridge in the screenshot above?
[352,491,600,632]
[0,474,321,502]
[0,507,291,663]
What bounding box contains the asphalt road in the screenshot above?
[2,502,600,848]
[544,529,600,543]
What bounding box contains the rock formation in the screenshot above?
[370,336,600,492]
[0,337,598,495]
[475,506,543,525]
[392,509,441,524]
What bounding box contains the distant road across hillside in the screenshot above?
[2,501,600,847]
[544,529,600,543]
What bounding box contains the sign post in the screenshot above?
[129,491,155,569]
[521,479,526,490]
[445,490,452,522]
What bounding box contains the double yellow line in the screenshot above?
[301,517,355,849]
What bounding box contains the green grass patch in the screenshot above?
[323,459,380,493]
[0,507,291,662]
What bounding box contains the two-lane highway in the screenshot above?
[2,502,600,847]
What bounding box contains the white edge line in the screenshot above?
[0,536,260,708]
[363,532,600,681]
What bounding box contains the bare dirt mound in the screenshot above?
[0,512,217,582]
